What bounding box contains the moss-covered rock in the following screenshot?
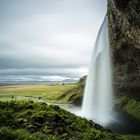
[0,100,126,140]
[0,101,140,140]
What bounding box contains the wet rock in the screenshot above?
[108,0,140,98]
[53,105,60,110]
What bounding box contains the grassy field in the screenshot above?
[0,84,76,103]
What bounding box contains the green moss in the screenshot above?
[57,79,85,105]
[116,96,140,121]
[0,127,61,140]
[1,100,139,140]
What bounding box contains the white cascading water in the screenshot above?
[82,15,113,126]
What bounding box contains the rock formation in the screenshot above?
[108,0,140,99]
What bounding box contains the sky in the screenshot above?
[0,0,107,82]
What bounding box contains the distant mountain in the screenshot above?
[62,78,78,83]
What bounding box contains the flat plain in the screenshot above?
[0,84,76,103]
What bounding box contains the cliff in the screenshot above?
[107,0,140,99]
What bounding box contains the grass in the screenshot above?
[0,127,60,140]
[0,81,140,139]
[116,96,140,121]
[0,100,139,140]
[1,82,140,121]
[0,100,113,140]
[57,79,85,105]
[0,84,76,103]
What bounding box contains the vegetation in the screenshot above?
[0,101,113,140]
[0,127,60,140]
[1,78,139,123]
[115,96,140,121]
[57,76,86,105]
[0,77,140,139]
[0,100,139,140]
[0,84,76,103]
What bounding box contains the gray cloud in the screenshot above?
[0,0,106,80]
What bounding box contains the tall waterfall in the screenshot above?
[82,15,113,125]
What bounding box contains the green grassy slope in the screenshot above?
[115,96,140,121]
[57,76,86,105]
[0,84,76,103]
[0,100,139,140]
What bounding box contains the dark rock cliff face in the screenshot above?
[107,0,140,99]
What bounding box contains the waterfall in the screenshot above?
[82,15,114,125]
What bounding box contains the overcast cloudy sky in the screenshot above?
[0,0,107,82]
